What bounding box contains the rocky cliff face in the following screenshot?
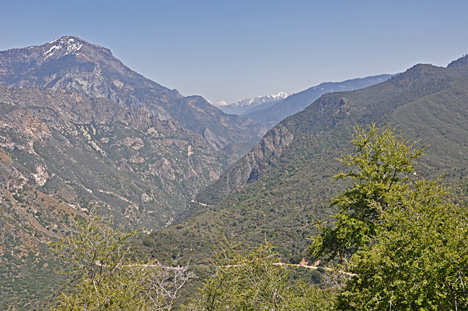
[0,86,226,230]
[0,85,232,307]
[195,62,468,207]
[0,36,265,151]
[195,123,295,205]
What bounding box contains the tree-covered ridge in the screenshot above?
[62,125,468,309]
[139,60,468,268]
[195,62,468,208]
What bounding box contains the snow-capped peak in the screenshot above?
[230,92,289,108]
[215,92,289,115]
[43,36,83,59]
[215,100,229,107]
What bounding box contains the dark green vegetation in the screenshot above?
[310,125,425,260]
[138,56,468,278]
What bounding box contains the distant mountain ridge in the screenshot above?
[0,36,266,308]
[447,54,468,68]
[217,92,289,115]
[139,56,468,271]
[0,36,265,151]
[244,74,392,128]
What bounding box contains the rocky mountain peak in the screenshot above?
[0,37,264,152]
[42,36,112,61]
[0,36,180,115]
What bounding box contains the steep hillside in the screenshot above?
[0,86,226,229]
[0,84,235,308]
[0,36,265,151]
[448,54,468,68]
[137,60,468,266]
[245,74,391,128]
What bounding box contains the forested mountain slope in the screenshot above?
[138,57,468,265]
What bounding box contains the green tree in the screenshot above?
[310,124,424,260]
[338,180,468,310]
[310,124,468,310]
[50,211,195,310]
[187,240,335,311]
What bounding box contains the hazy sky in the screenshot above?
[1,0,467,104]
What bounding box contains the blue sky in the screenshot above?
[1,0,467,104]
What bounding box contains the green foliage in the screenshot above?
[50,211,195,310]
[310,124,424,260]
[311,124,468,309]
[50,213,141,310]
[187,240,335,310]
[138,63,468,276]
[288,281,337,311]
[338,180,468,310]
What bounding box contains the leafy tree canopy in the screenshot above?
[310,124,468,310]
[310,124,424,260]
[50,211,195,310]
[188,240,335,311]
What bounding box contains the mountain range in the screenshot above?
[0,36,265,151]
[244,74,392,128]
[2,35,468,309]
[0,36,265,309]
[216,92,289,115]
[138,56,468,273]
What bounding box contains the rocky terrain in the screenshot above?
[0,85,225,308]
[0,36,265,152]
[0,85,228,229]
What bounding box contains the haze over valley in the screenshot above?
[2,1,468,309]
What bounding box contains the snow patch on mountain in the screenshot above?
[216,92,289,115]
[230,92,289,108]
[43,36,83,59]
[215,100,229,107]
